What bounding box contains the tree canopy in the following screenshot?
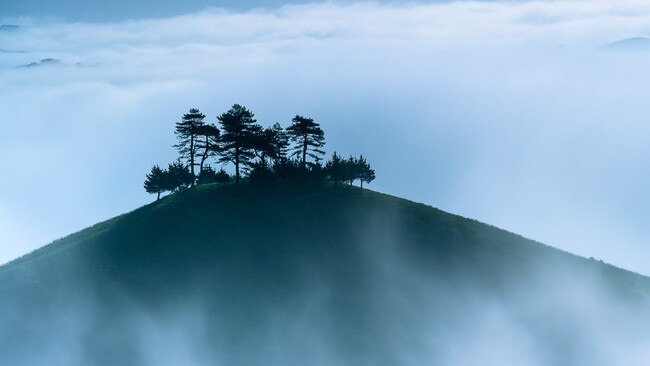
[217,104,261,183]
[144,104,376,200]
[174,108,206,185]
[286,115,325,168]
[195,123,220,176]
[144,165,165,200]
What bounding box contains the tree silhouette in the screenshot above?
[214,168,231,183]
[146,106,376,193]
[195,123,220,176]
[356,155,375,188]
[308,161,327,182]
[197,165,218,185]
[251,128,276,165]
[217,104,261,183]
[325,152,345,185]
[325,153,375,187]
[273,158,303,181]
[343,156,357,185]
[248,159,275,184]
[252,123,290,165]
[144,165,166,200]
[165,160,194,192]
[286,115,325,169]
[269,122,290,163]
[174,108,205,185]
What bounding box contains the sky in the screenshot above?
[1,0,465,22]
[2,0,650,275]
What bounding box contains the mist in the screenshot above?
[2,196,650,366]
[5,1,650,364]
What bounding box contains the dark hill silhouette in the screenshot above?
[1,183,649,365]
[0,25,19,32]
[20,58,62,68]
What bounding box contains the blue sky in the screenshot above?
[2,1,650,274]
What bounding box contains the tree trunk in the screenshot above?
[190,133,195,186]
[199,135,208,176]
[235,147,241,184]
[157,192,160,201]
[302,136,307,169]
[360,180,363,188]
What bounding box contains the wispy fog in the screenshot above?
[2,1,650,275]
[2,207,650,366]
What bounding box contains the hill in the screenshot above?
[1,183,649,365]
[20,58,62,68]
[602,37,650,51]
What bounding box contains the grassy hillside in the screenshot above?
[1,183,649,365]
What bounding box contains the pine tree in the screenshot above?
[165,160,194,192]
[214,168,231,183]
[195,123,220,176]
[356,155,375,188]
[252,124,289,165]
[174,108,205,186]
[197,166,231,185]
[273,158,303,181]
[286,115,325,169]
[325,152,345,185]
[144,165,166,200]
[269,122,290,163]
[251,128,275,164]
[344,156,357,185]
[217,104,261,183]
[197,165,218,185]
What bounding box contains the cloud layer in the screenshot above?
[2,1,650,274]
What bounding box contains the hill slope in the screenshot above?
[1,184,649,365]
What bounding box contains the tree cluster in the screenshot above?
[144,104,376,200]
[325,153,376,188]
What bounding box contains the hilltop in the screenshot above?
[1,183,649,365]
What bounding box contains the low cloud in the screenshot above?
[3,216,650,365]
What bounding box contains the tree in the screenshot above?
[286,115,325,169]
[251,128,276,165]
[217,104,261,183]
[308,161,327,182]
[343,156,358,185]
[356,155,375,188]
[248,159,275,184]
[214,168,231,183]
[325,152,345,185]
[269,122,290,163]
[273,158,303,181]
[197,165,218,185]
[325,153,375,187]
[144,165,166,200]
[195,124,220,176]
[165,160,194,192]
[252,123,289,165]
[174,108,205,186]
